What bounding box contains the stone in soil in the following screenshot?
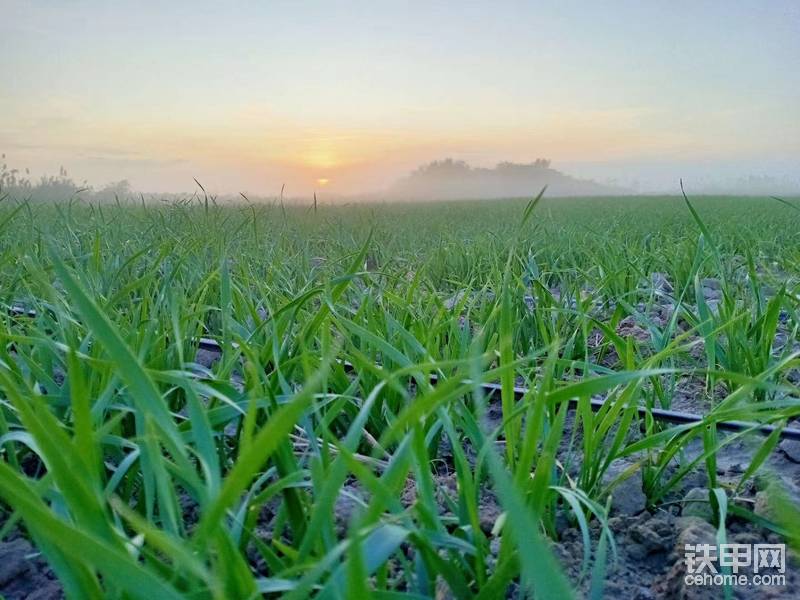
[23,583,62,600]
[607,467,648,516]
[0,539,32,587]
[681,488,714,522]
[628,516,673,557]
[779,439,800,463]
[616,316,651,343]
[443,290,467,310]
[700,278,722,292]
[333,482,367,535]
[650,272,674,295]
[560,512,678,598]
[655,517,718,599]
[0,538,62,600]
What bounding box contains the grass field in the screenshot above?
[1,193,800,598]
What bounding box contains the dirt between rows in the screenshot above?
[553,430,800,599]
[0,535,62,600]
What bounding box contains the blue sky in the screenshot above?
[2,1,798,194]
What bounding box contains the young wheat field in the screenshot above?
[1,193,800,598]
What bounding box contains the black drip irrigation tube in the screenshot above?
[195,337,800,442]
[6,306,800,441]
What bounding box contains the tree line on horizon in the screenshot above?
[387,158,630,199]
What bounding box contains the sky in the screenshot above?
[1,1,799,196]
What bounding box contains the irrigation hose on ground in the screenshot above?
[4,305,800,441]
[194,337,800,442]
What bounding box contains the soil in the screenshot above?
[0,535,63,600]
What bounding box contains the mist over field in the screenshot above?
[3,2,798,199]
[3,154,799,203]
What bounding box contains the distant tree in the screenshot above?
[0,155,86,201]
[96,179,132,200]
[496,159,552,171]
[415,159,471,176]
[390,157,624,199]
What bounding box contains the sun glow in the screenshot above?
[303,147,341,170]
[316,178,330,186]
